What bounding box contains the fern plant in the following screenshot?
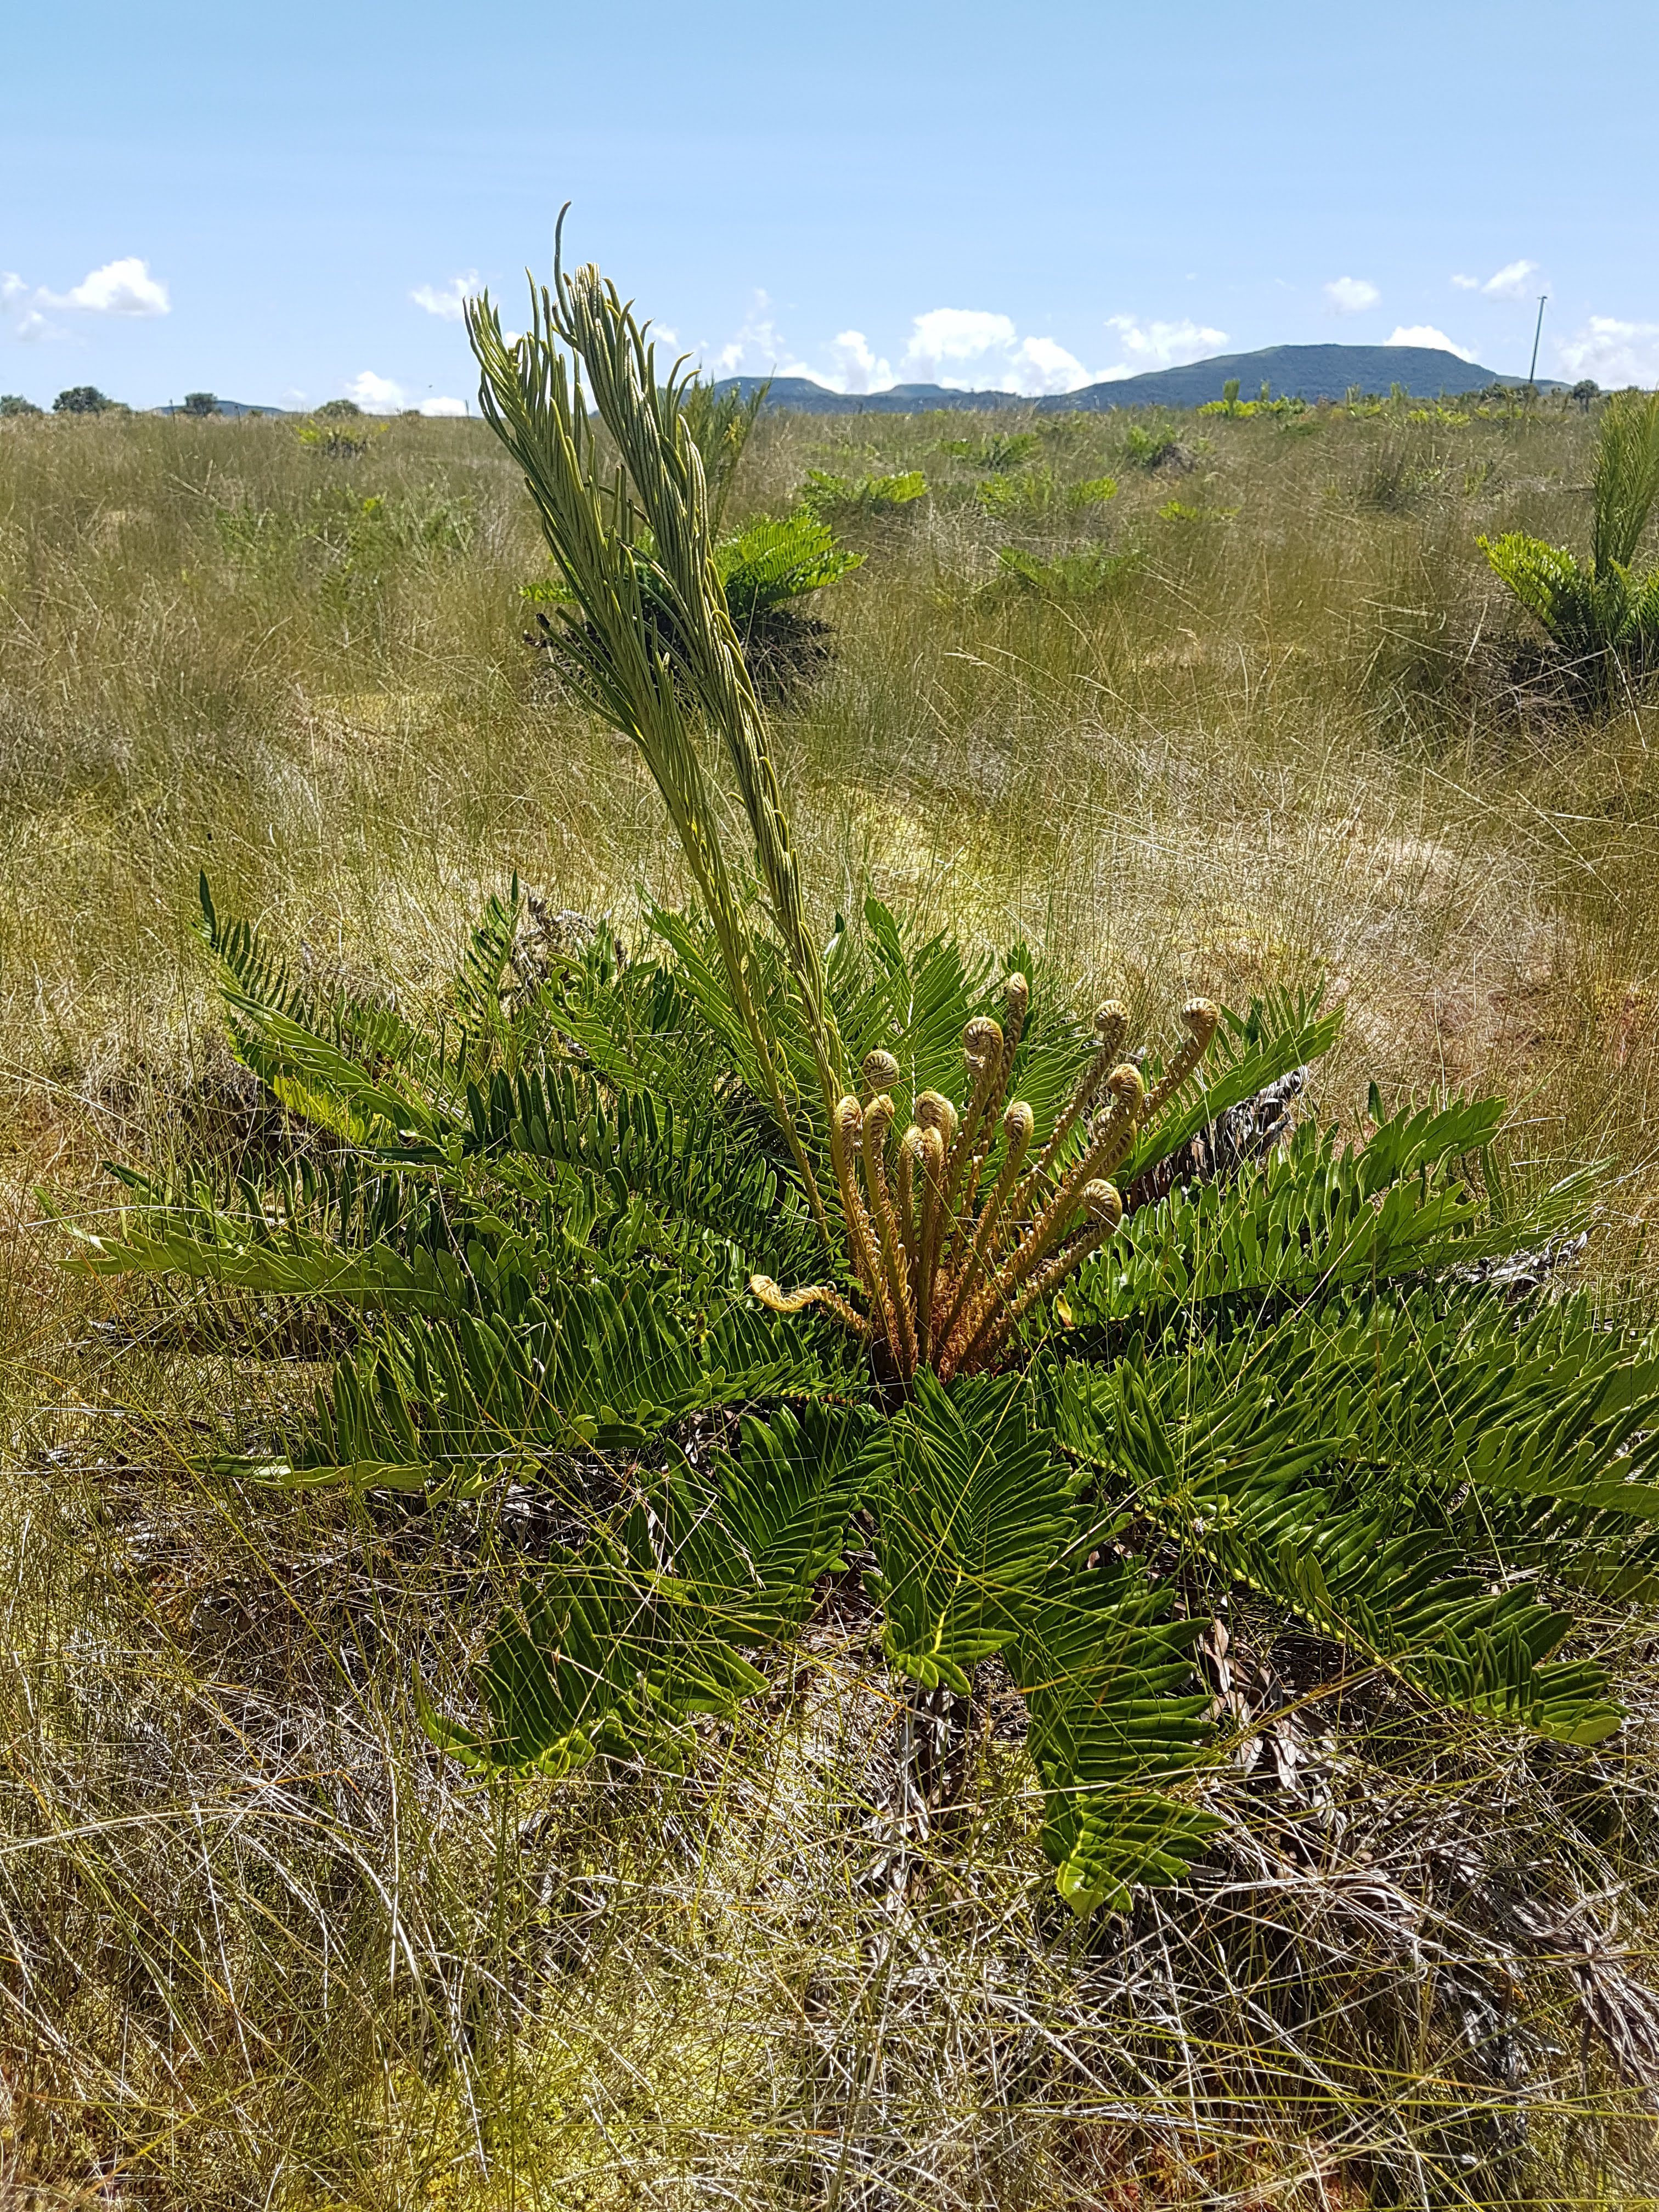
[75,223,1659,1922]
[977,467,1116,518]
[996,544,1140,599]
[1480,388,1659,699]
[528,503,862,697]
[939,431,1041,473]
[801,466,927,520]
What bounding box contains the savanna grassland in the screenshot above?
[2,387,1658,2209]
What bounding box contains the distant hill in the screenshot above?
[714,343,1558,416]
[1054,344,1559,410]
[153,399,292,418]
[712,376,1009,415]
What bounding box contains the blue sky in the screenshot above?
[5,0,1657,410]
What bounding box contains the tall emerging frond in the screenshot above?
[1591,388,1659,574]
[464,249,840,1243]
[1480,390,1659,695]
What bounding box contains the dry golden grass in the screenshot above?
[2,392,1657,2208]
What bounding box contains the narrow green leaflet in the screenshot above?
[1077,1096,1597,1327]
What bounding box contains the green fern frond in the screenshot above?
[283,1276,840,1487]
[866,1373,1075,1694]
[465,1062,819,1282]
[423,1402,869,1772]
[1078,1093,1594,1328]
[995,546,1140,599]
[1591,388,1659,575]
[1054,1291,1646,1745]
[661,1401,872,1644]
[1480,531,1590,632]
[715,510,862,627]
[449,877,526,1052]
[801,468,927,520]
[1009,1551,1218,1914]
[423,1537,770,1779]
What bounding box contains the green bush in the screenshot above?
[714,509,862,626]
[996,543,1139,596]
[801,466,927,520]
[1481,390,1659,699]
[1120,419,1189,469]
[52,385,112,415]
[977,467,1116,518]
[297,405,380,459]
[939,430,1040,473]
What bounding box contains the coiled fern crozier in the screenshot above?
[75,222,1659,1917]
[1481,389,1659,699]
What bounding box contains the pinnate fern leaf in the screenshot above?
[1009,1553,1218,1914]
[424,1403,869,1772]
[866,1373,1075,1693]
[1056,1295,1643,1745]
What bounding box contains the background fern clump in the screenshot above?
[1481,388,1659,699]
[523,374,864,696]
[5,251,1659,2207]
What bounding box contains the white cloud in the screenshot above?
[893,308,1094,396]
[411,270,479,321]
[1094,315,1228,381]
[50,256,170,316]
[1482,258,1539,300]
[1449,262,1543,298]
[710,296,1096,398]
[5,257,168,339]
[1325,276,1379,314]
[1386,325,1479,362]
[715,293,815,381]
[346,370,409,413]
[1008,334,1090,394]
[1555,316,1659,388]
[827,329,893,394]
[901,308,1017,376]
[707,295,1153,399]
[343,377,471,416]
[2,271,58,341]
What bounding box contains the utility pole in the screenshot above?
[1528,294,1548,387]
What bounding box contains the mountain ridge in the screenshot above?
[713,342,1561,414]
